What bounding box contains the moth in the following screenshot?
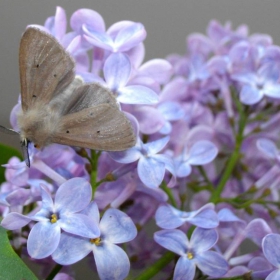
[0,27,136,167]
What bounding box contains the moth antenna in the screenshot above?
[0,125,19,135]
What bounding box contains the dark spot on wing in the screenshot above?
[54,74,57,77]
[66,130,70,133]
[97,131,100,134]
[32,95,36,98]
[36,64,39,68]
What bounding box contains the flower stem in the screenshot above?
[133,251,175,280]
[210,95,247,203]
[45,264,62,280]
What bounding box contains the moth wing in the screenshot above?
[61,83,120,115]
[19,27,75,111]
[52,105,136,151]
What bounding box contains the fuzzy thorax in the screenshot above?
[17,106,61,148]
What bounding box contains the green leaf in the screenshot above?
[0,227,37,280]
[0,142,22,184]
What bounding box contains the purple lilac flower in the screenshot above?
[1,178,99,259]
[155,203,219,229]
[174,140,218,177]
[154,227,228,279]
[109,136,175,188]
[83,20,146,53]
[103,53,159,104]
[52,202,137,280]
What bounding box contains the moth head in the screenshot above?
[17,107,59,149]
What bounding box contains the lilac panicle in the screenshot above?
[4,5,280,280]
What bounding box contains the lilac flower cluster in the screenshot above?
[2,6,280,280]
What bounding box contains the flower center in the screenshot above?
[50,213,58,223]
[90,237,101,245]
[187,252,194,259]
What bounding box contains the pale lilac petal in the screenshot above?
[109,145,141,164]
[158,102,185,121]
[117,85,159,104]
[84,33,113,51]
[188,208,219,228]
[155,204,185,229]
[66,35,82,55]
[1,212,32,230]
[52,233,92,265]
[240,85,263,105]
[218,208,245,223]
[54,6,67,40]
[74,53,90,72]
[55,178,91,213]
[59,213,99,238]
[133,106,165,134]
[263,234,280,267]
[138,59,173,84]
[265,84,280,98]
[188,140,218,165]
[256,138,278,159]
[177,162,192,177]
[40,185,54,211]
[99,209,137,243]
[154,229,188,256]
[266,270,280,280]
[196,251,229,277]
[246,219,272,246]
[190,228,218,253]
[80,202,100,225]
[93,243,130,280]
[104,53,131,89]
[115,23,147,52]
[27,222,60,259]
[154,154,175,176]
[70,9,105,33]
[125,43,145,68]
[145,136,170,155]
[174,257,196,280]
[159,121,172,134]
[138,157,165,188]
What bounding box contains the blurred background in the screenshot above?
[1,0,280,149]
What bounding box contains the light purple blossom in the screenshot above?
[175,140,218,177]
[155,203,219,229]
[52,203,137,280]
[154,227,228,279]
[109,136,175,188]
[1,178,99,259]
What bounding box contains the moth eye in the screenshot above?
[66,130,70,133]
[34,144,40,148]
[97,131,100,134]
[32,95,36,98]
[36,64,39,68]
[53,74,57,77]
